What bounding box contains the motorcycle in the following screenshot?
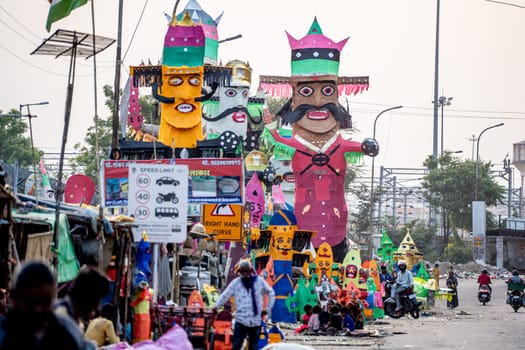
[478,284,491,305]
[384,286,420,319]
[156,192,179,204]
[508,290,523,312]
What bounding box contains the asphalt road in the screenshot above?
[380,276,525,350]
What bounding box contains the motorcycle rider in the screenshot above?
[506,270,525,304]
[389,260,414,312]
[477,269,492,293]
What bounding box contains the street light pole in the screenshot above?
[370,105,402,232]
[438,96,453,156]
[475,122,504,200]
[19,101,49,205]
[433,0,441,159]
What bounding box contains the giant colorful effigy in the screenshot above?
[259,18,378,262]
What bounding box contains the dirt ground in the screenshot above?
[273,264,524,349]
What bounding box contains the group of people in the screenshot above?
[295,301,360,336]
[0,260,121,350]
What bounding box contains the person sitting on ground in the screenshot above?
[388,260,414,312]
[294,304,313,334]
[54,267,111,333]
[0,260,94,350]
[326,305,343,334]
[340,306,355,334]
[84,303,120,347]
[318,303,331,332]
[307,305,321,334]
[477,269,492,293]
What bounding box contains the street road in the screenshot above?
[381,277,525,350]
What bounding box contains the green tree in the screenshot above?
[348,182,372,235]
[421,153,504,250]
[69,85,157,181]
[0,109,42,168]
[70,85,115,181]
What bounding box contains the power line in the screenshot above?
[350,101,525,116]
[485,0,525,9]
[122,0,149,62]
[0,5,42,41]
[0,17,38,46]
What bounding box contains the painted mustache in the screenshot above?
[280,102,352,129]
[203,106,259,123]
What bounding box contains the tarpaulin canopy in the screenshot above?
[12,209,80,283]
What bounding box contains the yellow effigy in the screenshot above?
[392,229,423,270]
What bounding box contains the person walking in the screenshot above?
[214,260,275,350]
[446,271,459,308]
[432,263,441,288]
[0,261,94,350]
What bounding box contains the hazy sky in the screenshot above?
[1,0,524,187]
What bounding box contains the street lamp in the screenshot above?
[475,122,504,200]
[370,105,403,231]
[438,96,453,156]
[19,101,49,204]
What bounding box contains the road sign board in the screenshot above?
[128,163,189,243]
[202,204,243,241]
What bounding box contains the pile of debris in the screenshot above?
[436,261,511,279]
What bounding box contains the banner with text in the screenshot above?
[101,158,243,208]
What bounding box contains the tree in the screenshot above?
[421,153,504,250]
[0,109,42,168]
[69,85,157,182]
[69,86,114,181]
[348,182,372,236]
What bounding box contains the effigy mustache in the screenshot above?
[203,106,251,122]
[283,103,348,124]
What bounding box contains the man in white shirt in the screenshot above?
[215,260,275,350]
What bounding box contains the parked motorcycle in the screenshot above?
[508,290,523,312]
[156,192,179,204]
[478,284,491,305]
[384,287,420,319]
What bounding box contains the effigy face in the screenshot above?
[160,66,204,129]
[270,228,294,261]
[158,66,204,147]
[209,85,250,136]
[290,78,339,135]
[206,60,252,139]
[315,242,334,279]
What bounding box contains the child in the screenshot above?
[341,306,355,334]
[268,323,284,344]
[326,305,342,335]
[319,303,331,332]
[295,304,313,334]
[307,305,321,334]
[258,311,269,349]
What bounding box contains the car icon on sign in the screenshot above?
[156,177,180,186]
